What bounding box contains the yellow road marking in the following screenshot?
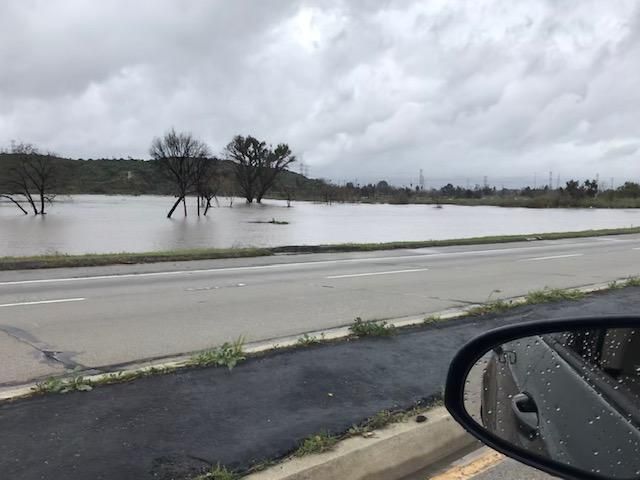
[428,450,504,479]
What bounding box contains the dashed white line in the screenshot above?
[326,268,429,279]
[519,253,584,262]
[0,298,86,308]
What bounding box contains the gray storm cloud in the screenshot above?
[1,0,639,187]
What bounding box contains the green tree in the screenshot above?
[225,135,296,203]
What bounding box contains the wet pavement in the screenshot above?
[1,287,639,480]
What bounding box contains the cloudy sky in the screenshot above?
[1,0,639,187]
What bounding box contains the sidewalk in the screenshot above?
[1,287,638,480]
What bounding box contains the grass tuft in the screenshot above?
[524,287,585,304]
[608,280,623,289]
[467,299,514,316]
[294,431,338,456]
[624,276,640,287]
[0,247,273,271]
[190,337,246,370]
[195,463,240,480]
[32,376,93,395]
[423,314,442,325]
[297,333,324,346]
[349,317,396,337]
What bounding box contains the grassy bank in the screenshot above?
[2,226,640,271]
[0,248,273,271]
[365,195,640,208]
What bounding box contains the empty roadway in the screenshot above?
[1,234,640,386]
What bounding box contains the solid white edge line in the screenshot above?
[0,297,86,308]
[518,253,584,262]
[326,268,429,279]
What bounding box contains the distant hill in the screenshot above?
[0,154,330,199]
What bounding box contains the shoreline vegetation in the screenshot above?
[2,152,640,211]
[2,226,640,271]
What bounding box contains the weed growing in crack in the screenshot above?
[349,318,396,337]
[190,337,246,370]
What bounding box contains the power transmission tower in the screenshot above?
[548,171,553,189]
[419,169,425,190]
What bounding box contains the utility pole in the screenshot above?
[534,173,537,189]
[548,171,553,189]
[483,176,488,188]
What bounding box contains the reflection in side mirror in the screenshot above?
[446,319,640,480]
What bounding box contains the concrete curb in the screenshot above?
[243,407,476,480]
[0,279,617,403]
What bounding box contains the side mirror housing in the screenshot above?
[445,316,640,480]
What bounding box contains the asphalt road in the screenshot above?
[3,288,636,480]
[2,234,640,386]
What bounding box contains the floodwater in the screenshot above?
[1,195,639,256]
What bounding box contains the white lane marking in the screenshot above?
[326,268,429,279]
[519,253,584,262]
[0,240,620,287]
[0,297,85,308]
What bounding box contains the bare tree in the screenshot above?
[150,129,210,218]
[193,156,219,216]
[224,135,295,204]
[0,194,28,214]
[4,142,56,215]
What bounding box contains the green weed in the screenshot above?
[294,431,338,456]
[349,318,396,337]
[297,333,324,346]
[190,337,246,370]
[195,463,239,480]
[32,375,93,395]
[524,288,585,304]
[423,314,442,325]
[624,276,640,287]
[467,299,513,316]
[608,280,622,289]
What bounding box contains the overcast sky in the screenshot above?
[1,0,639,187]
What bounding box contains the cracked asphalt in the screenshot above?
[1,287,639,480]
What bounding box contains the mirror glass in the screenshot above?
[464,328,640,479]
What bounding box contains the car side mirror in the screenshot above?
[445,316,640,480]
